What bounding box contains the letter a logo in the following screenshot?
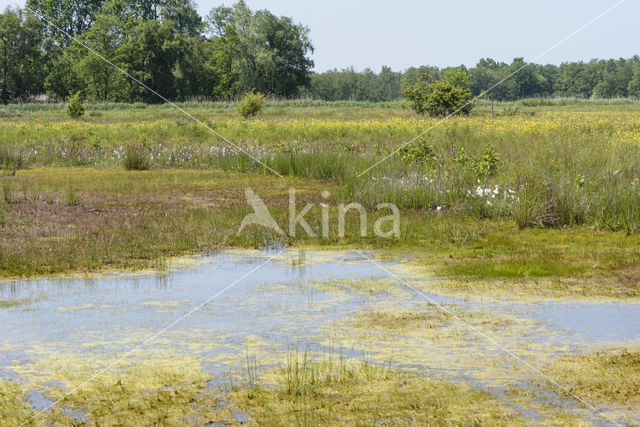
[237,188,284,235]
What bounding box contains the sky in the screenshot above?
[2,0,638,72]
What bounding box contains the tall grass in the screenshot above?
[4,105,640,231]
[123,143,151,170]
[0,145,26,176]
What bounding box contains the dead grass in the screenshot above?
[544,348,640,406]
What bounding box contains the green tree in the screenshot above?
[66,91,84,118]
[402,73,433,115]
[0,8,47,103]
[116,19,179,102]
[206,1,313,97]
[628,66,640,98]
[403,72,473,117]
[26,0,106,46]
[44,53,84,99]
[72,14,125,101]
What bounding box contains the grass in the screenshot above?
[123,143,152,171]
[1,102,640,289]
[2,168,640,293]
[543,349,640,406]
[227,350,524,425]
[4,105,640,231]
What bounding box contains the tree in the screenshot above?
[67,90,84,118]
[26,0,106,46]
[628,66,640,98]
[116,19,179,102]
[0,8,47,103]
[72,14,125,101]
[44,53,83,99]
[403,69,473,117]
[402,73,433,115]
[206,1,314,98]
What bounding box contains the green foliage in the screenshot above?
[123,143,151,170]
[398,138,439,165]
[475,146,500,177]
[1,2,639,104]
[453,145,500,178]
[454,147,473,168]
[401,74,432,115]
[238,91,266,118]
[628,66,640,98]
[0,8,47,103]
[402,72,473,117]
[67,92,85,119]
[426,80,474,117]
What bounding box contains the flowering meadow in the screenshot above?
[2,105,640,231]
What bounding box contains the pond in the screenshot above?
[1,249,639,424]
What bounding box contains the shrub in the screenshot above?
[453,145,500,178]
[398,138,439,165]
[123,143,151,171]
[403,71,474,117]
[238,91,266,118]
[475,146,500,177]
[67,92,85,119]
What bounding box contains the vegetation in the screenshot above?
[309,56,640,102]
[1,0,313,103]
[237,91,266,118]
[3,104,640,232]
[122,142,151,170]
[544,349,640,406]
[66,92,85,119]
[0,144,25,176]
[1,2,640,104]
[403,68,474,117]
[3,164,640,290]
[226,352,523,425]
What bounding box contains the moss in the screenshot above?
[10,355,229,426]
[0,382,71,426]
[544,348,640,406]
[225,354,524,426]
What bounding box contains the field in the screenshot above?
[2,100,640,425]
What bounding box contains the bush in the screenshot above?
[403,72,474,117]
[398,138,439,165]
[475,146,500,177]
[67,92,85,119]
[453,145,500,178]
[238,91,266,118]
[123,143,151,171]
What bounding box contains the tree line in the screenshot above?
[306,57,640,102]
[0,0,313,103]
[0,0,639,103]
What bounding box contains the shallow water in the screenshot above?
[0,250,392,379]
[1,249,639,424]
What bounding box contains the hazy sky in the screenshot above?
[2,0,637,72]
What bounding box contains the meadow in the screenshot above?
[2,100,640,280]
[2,100,640,425]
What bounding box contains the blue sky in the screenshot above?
[3,0,637,72]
